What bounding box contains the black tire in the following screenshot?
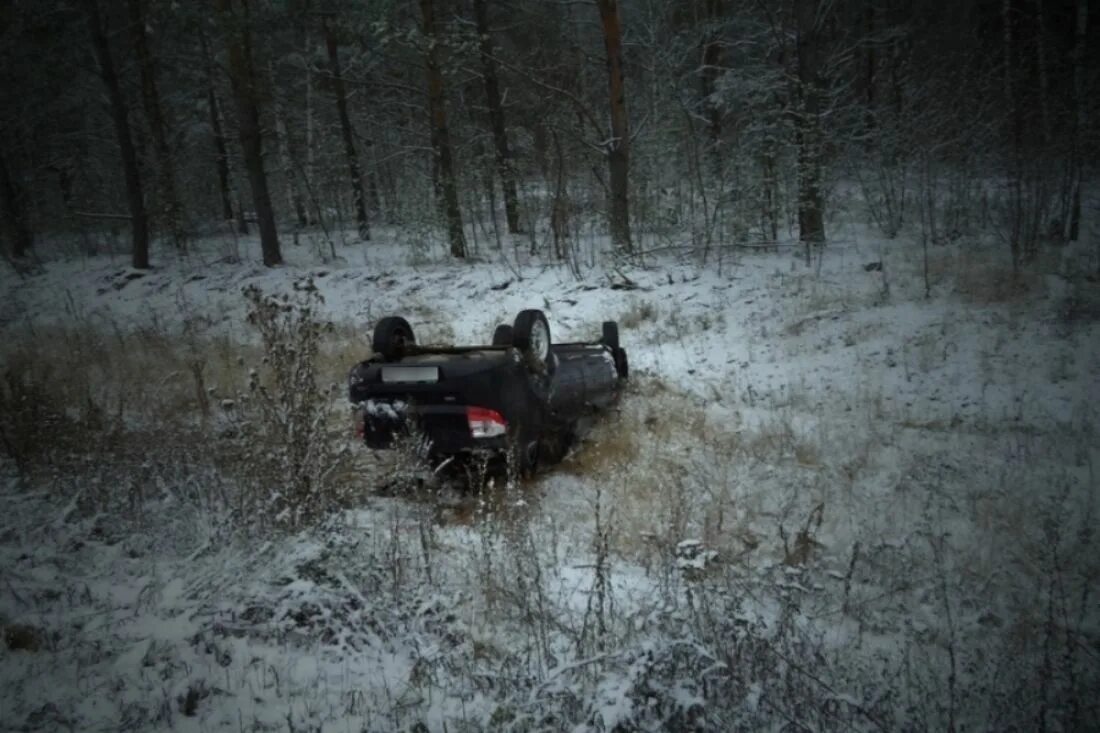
[512,309,552,371]
[491,324,514,346]
[614,348,629,379]
[539,424,575,466]
[601,321,620,351]
[372,316,416,361]
[513,434,540,479]
[521,439,540,478]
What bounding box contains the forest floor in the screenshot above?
[1,222,1099,731]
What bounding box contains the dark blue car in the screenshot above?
[349,310,628,477]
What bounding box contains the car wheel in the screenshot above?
[601,321,620,351]
[372,316,416,361]
[492,324,514,346]
[614,348,629,379]
[512,309,552,373]
[514,437,539,478]
[539,424,575,465]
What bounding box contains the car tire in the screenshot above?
[492,324,514,346]
[372,316,416,361]
[614,348,629,379]
[601,321,620,351]
[539,424,575,465]
[512,309,552,373]
[515,436,539,479]
[522,439,540,478]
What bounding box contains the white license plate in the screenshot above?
[381,366,440,383]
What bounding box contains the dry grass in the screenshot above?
[1,307,369,528]
[921,247,964,284]
[2,322,269,431]
[556,426,640,479]
[557,377,703,477]
[555,376,832,569]
[948,248,1041,304]
[323,324,372,373]
[554,379,722,565]
[617,298,658,330]
[738,411,822,468]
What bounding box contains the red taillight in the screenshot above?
[466,406,507,438]
[353,410,365,437]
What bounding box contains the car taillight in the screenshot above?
[353,410,365,437]
[467,406,507,438]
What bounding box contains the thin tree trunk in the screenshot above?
[366,140,382,215]
[218,0,282,267]
[53,164,95,253]
[532,121,550,183]
[1070,0,1087,243]
[1035,0,1051,145]
[889,35,904,120]
[324,18,369,241]
[700,0,724,178]
[794,0,826,250]
[420,0,466,258]
[305,27,316,221]
[0,149,33,259]
[127,0,185,250]
[84,0,149,269]
[269,59,308,230]
[200,30,239,229]
[1002,0,1014,102]
[209,87,236,226]
[1003,0,1024,268]
[474,0,521,235]
[551,128,570,261]
[595,0,633,253]
[863,0,875,136]
[761,131,779,242]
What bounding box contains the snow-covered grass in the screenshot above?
[2,221,1099,730]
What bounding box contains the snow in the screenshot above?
[364,398,407,420]
[2,221,1099,730]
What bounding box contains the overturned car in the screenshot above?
[348,309,628,476]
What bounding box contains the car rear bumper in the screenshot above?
[357,401,509,455]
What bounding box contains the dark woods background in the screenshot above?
[0,0,1095,270]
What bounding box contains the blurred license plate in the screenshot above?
[381,366,439,383]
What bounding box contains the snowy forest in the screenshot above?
[1,0,1099,730]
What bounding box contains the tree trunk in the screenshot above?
[324,19,369,241]
[794,0,826,249]
[700,0,724,178]
[84,0,149,270]
[420,0,466,258]
[0,149,33,259]
[208,87,237,226]
[200,30,239,229]
[269,59,308,231]
[863,0,875,136]
[1069,0,1087,243]
[1035,0,1051,146]
[761,131,779,242]
[1003,0,1024,268]
[127,0,185,250]
[474,0,521,235]
[366,140,382,215]
[596,0,633,253]
[305,28,317,220]
[218,0,282,267]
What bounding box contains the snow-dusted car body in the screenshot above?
[348,310,627,475]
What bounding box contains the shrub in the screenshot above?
[224,280,350,530]
[0,359,59,473]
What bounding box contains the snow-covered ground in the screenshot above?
[2,223,1098,730]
